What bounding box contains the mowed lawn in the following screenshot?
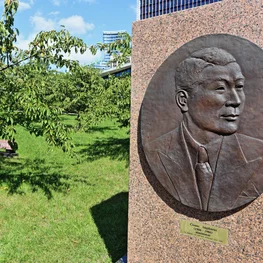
[0,116,129,263]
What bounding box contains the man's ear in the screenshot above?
[176,90,189,113]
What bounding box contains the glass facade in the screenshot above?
[138,0,222,20]
[103,31,126,63]
[93,30,127,71]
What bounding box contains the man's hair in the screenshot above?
[174,47,237,93]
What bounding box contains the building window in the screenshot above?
[138,0,223,20]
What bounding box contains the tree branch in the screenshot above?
[0,53,36,72]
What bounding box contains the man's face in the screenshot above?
[186,62,245,135]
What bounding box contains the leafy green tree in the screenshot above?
[89,32,132,129]
[40,66,131,131]
[39,66,106,130]
[0,0,132,154]
[103,74,131,128]
[0,0,90,152]
[77,74,131,130]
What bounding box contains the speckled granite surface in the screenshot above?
[128,0,263,262]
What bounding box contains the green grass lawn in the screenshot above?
[0,116,129,263]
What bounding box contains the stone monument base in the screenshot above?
[128,0,263,262]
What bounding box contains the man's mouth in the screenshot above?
[220,114,240,121]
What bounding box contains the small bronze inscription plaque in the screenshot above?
[180,219,228,245]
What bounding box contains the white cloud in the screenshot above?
[59,15,94,35]
[16,34,101,65]
[29,14,94,35]
[16,14,56,50]
[19,2,31,11]
[50,0,68,6]
[50,0,61,6]
[16,34,35,50]
[30,14,56,32]
[0,0,34,9]
[16,13,97,65]
[77,0,97,4]
[49,11,60,16]
[65,49,102,65]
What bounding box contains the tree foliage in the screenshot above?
[75,74,131,130]
[89,32,132,129]
[0,0,90,152]
[44,68,131,131]
[102,74,131,128]
[0,0,132,154]
[39,66,106,130]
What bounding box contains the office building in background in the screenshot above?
[137,0,222,20]
[93,30,127,71]
[103,31,126,63]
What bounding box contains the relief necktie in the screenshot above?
[195,146,214,211]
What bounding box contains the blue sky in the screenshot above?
[0,0,137,64]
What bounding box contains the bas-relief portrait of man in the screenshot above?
[141,34,263,212]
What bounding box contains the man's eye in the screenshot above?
[236,85,244,90]
[216,87,225,91]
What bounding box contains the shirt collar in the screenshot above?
[182,122,223,173]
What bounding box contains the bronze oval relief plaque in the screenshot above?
[141,34,263,212]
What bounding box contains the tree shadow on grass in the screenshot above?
[90,192,128,263]
[76,137,130,167]
[84,126,119,134]
[0,157,72,199]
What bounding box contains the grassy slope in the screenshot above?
[0,116,129,263]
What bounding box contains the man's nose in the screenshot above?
[225,89,241,107]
